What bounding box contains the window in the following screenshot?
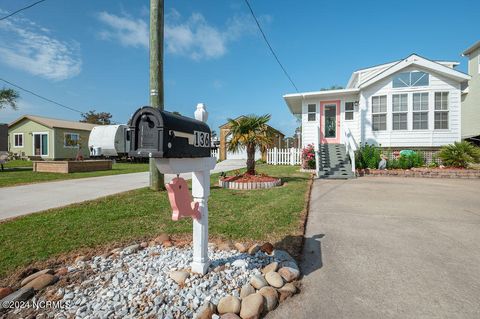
[412,92,429,129]
[14,133,23,147]
[392,94,408,130]
[372,95,387,131]
[392,71,429,88]
[64,133,80,147]
[307,104,316,121]
[434,92,449,129]
[345,102,354,120]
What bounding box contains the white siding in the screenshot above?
[360,66,461,147]
[301,94,360,147]
[301,101,318,147]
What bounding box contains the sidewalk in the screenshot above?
[0,159,245,221]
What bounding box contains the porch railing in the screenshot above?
[343,126,357,173]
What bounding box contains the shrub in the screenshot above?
[355,143,381,169]
[301,144,316,169]
[387,151,425,169]
[438,141,480,168]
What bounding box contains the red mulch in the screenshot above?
[221,172,280,183]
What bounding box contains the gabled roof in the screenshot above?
[9,115,97,131]
[462,41,480,56]
[358,54,470,89]
[347,57,461,89]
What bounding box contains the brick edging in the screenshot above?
[357,168,480,179]
[219,178,282,190]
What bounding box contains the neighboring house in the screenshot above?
[218,116,285,161]
[461,41,480,142]
[284,54,471,152]
[8,115,97,160]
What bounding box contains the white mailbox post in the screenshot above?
[154,103,216,275]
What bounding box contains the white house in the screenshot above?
[284,54,471,152]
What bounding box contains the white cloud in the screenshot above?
[96,9,269,61]
[97,11,149,48]
[0,17,81,81]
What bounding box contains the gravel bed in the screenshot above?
[7,244,281,319]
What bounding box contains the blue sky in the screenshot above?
[0,0,478,136]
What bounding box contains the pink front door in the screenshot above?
[320,100,341,144]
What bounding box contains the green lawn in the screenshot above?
[0,165,309,279]
[0,162,149,188]
[3,160,33,168]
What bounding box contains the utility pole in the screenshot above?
[149,0,164,190]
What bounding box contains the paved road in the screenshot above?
[0,159,245,221]
[268,177,480,319]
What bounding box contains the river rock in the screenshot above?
[232,259,247,268]
[163,240,173,247]
[169,270,189,285]
[258,286,278,311]
[247,244,260,255]
[250,275,267,289]
[278,282,297,302]
[75,256,88,263]
[221,314,241,319]
[239,293,264,319]
[21,269,54,286]
[265,272,283,288]
[123,244,140,255]
[154,233,170,244]
[234,243,247,253]
[261,262,278,275]
[240,284,255,298]
[0,287,13,299]
[196,301,216,319]
[218,242,233,251]
[0,287,34,309]
[54,267,68,277]
[278,267,300,282]
[217,295,241,314]
[260,243,274,255]
[23,274,58,291]
[273,250,295,263]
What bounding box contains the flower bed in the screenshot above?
[219,173,281,190]
[357,167,480,179]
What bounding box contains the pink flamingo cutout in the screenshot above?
[165,177,201,221]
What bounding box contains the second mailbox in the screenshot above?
[129,106,211,158]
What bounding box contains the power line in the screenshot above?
[0,0,47,21]
[0,77,84,114]
[243,0,299,93]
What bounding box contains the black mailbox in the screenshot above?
[129,106,211,158]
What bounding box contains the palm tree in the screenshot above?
[0,88,19,110]
[227,114,274,175]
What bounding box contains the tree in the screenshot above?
[80,110,112,125]
[320,85,344,91]
[0,88,19,110]
[227,114,274,175]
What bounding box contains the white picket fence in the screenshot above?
[267,148,302,165]
[211,149,219,159]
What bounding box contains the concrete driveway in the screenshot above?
[269,177,480,319]
[0,159,246,221]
